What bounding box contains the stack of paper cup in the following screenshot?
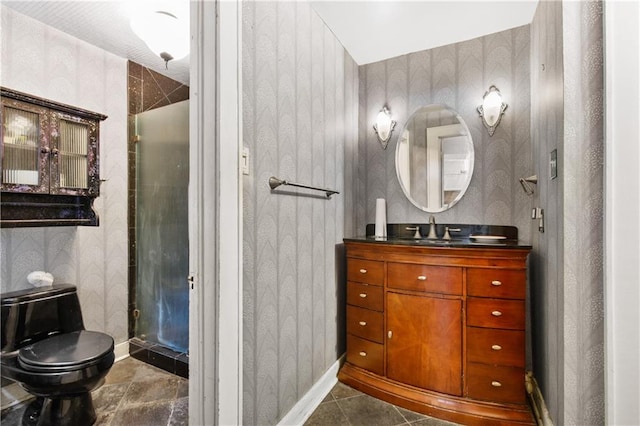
[375,198,387,239]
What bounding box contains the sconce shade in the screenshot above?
[373,107,396,149]
[477,85,507,136]
[130,6,190,64]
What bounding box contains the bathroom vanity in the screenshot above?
[339,234,534,425]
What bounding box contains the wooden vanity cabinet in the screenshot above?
[339,241,534,425]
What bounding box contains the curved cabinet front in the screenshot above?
[339,241,534,425]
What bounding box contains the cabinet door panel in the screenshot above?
[50,112,100,196]
[387,292,462,396]
[1,99,50,193]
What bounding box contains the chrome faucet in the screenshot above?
[427,215,438,239]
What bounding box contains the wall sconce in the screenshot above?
[477,85,508,136]
[373,106,396,149]
[130,3,190,68]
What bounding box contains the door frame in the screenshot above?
[189,1,242,424]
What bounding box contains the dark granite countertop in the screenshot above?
[345,223,532,249]
[344,235,532,249]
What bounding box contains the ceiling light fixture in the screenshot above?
[130,6,189,68]
[373,106,396,149]
[477,85,508,136]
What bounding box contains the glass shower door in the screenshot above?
[135,100,189,353]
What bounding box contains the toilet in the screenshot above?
[1,284,115,426]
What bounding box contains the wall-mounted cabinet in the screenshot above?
[1,87,107,227]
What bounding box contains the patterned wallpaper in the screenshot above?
[530,1,604,424]
[561,1,605,423]
[0,6,129,344]
[357,26,533,244]
[242,1,358,424]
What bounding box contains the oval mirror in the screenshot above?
[395,104,474,213]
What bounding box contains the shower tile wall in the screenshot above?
[242,1,358,424]
[0,6,129,343]
[357,26,533,244]
[126,61,189,338]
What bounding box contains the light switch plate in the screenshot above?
[550,149,557,180]
[242,147,250,175]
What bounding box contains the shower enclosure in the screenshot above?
[134,100,189,354]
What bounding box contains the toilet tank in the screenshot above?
[1,284,85,355]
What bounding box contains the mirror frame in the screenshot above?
[395,104,474,213]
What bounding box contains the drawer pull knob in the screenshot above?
[491,344,502,351]
[359,293,367,298]
[388,331,393,339]
[417,275,427,281]
[491,381,502,387]
[491,310,503,317]
[359,351,367,357]
[491,280,502,286]
[359,269,367,274]
[358,321,367,326]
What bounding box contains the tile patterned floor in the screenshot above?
[2,357,458,426]
[304,381,460,426]
[1,357,188,426]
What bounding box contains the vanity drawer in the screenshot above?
[347,334,384,376]
[347,281,384,311]
[387,263,462,295]
[346,305,384,343]
[467,362,526,404]
[347,258,384,286]
[467,298,525,330]
[467,269,526,299]
[467,327,525,367]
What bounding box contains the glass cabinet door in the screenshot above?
[1,99,50,193]
[50,112,99,196]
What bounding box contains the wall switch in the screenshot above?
[242,147,250,175]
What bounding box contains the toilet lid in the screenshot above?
[18,331,114,372]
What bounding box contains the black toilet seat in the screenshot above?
[18,331,114,373]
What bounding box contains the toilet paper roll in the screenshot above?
[375,198,387,238]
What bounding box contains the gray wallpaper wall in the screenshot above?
[561,0,604,423]
[530,1,564,420]
[0,6,129,344]
[530,0,604,424]
[242,1,358,424]
[357,26,533,244]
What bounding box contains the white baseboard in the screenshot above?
[525,371,554,426]
[1,340,130,411]
[114,340,130,361]
[278,355,345,426]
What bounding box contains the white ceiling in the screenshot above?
[311,0,539,65]
[2,1,190,85]
[2,1,539,84]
